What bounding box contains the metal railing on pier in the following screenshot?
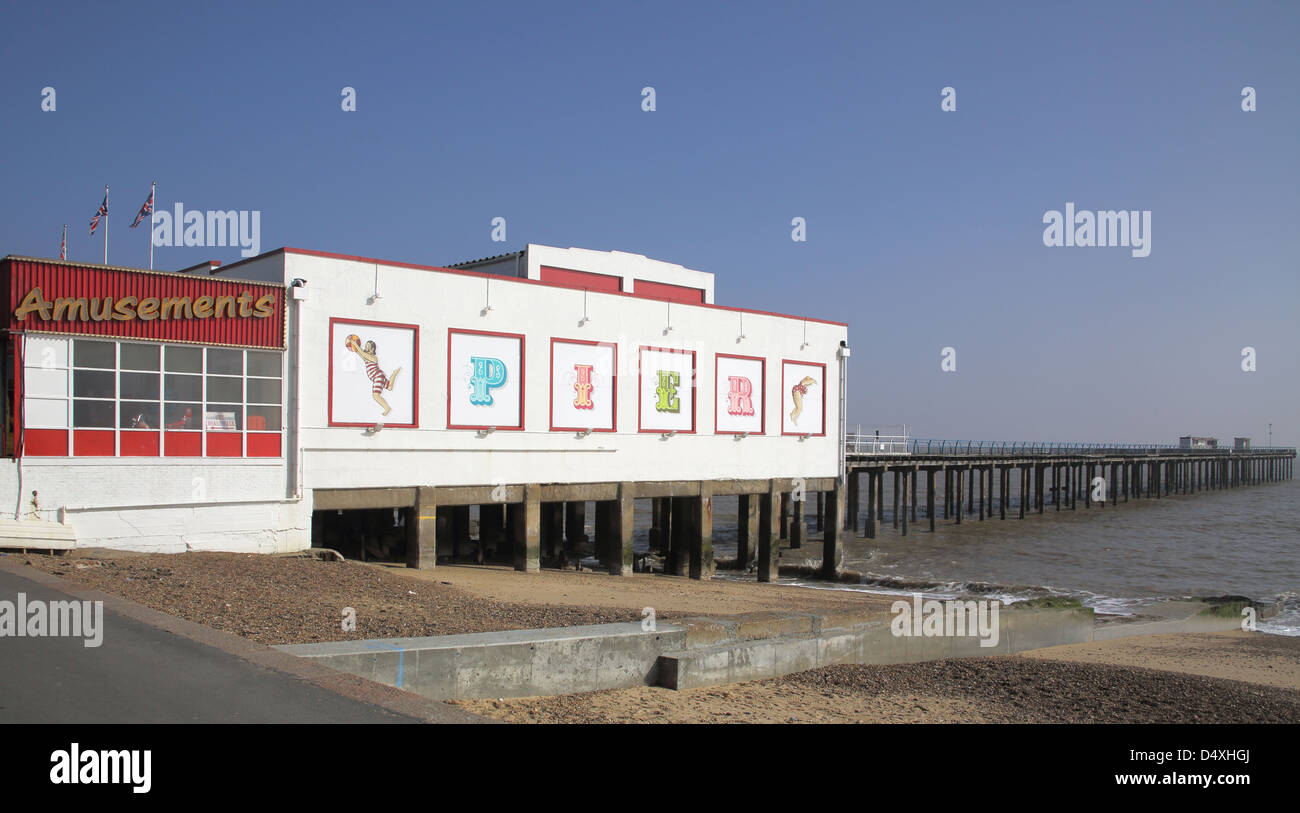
[845,436,1297,457]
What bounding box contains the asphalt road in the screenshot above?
[0,566,454,723]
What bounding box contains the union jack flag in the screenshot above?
[89,195,107,236]
[130,188,153,228]
[60,227,66,260]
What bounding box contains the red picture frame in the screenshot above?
[549,337,618,433]
[637,345,696,434]
[781,359,827,437]
[446,327,526,431]
[714,352,766,435]
[328,317,420,428]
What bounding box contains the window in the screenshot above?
[21,336,283,457]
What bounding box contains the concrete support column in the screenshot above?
[511,485,541,572]
[668,497,690,576]
[821,480,843,580]
[999,465,1007,519]
[875,469,885,533]
[943,469,952,519]
[790,489,805,549]
[1018,465,1028,518]
[779,493,790,540]
[609,484,635,576]
[927,468,937,532]
[816,491,824,532]
[967,466,974,515]
[955,468,964,525]
[900,469,910,536]
[892,469,901,529]
[688,483,714,580]
[757,480,780,583]
[406,486,438,570]
[978,466,986,520]
[736,494,757,569]
[911,469,919,523]
[846,471,860,533]
[865,470,879,539]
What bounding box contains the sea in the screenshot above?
[627,474,1300,636]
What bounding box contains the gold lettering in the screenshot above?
[13,288,53,321]
[89,297,113,322]
[193,296,214,318]
[52,297,90,321]
[214,295,236,318]
[236,291,254,317]
[113,297,138,321]
[253,293,275,318]
[137,298,160,321]
[159,296,193,320]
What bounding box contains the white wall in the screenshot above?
[285,251,846,491]
[0,458,307,553]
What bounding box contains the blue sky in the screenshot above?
[2,1,1296,445]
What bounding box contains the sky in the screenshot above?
[1,0,1296,446]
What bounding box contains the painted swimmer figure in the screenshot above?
[789,376,817,425]
[345,333,402,416]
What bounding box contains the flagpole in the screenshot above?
[103,185,109,264]
[148,181,156,270]
[61,224,67,261]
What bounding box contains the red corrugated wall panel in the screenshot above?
[3,257,284,349]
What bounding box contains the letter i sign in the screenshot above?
[573,364,594,409]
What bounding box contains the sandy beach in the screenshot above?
[14,550,1299,723]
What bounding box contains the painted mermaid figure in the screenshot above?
[789,376,817,425]
[345,334,402,416]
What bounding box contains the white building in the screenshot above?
[0,246,849,580]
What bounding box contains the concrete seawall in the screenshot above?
[277,604,1098,700]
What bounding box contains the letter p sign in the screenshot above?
[469,356,507,405]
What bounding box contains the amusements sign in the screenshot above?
[4,258,285,349]
[551,339,617,432]
[638,346,695,433]
[329,318,418,427]
[448,328,524,430]
[715,353,764,435]
[781,360,826,436]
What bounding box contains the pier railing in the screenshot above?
[846,436,1297,457]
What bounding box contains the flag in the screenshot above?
[130,187,154,228]
[89,195,107,236]
[60,225,67,260]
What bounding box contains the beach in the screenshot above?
[12,549,1298,724]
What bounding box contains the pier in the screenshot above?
[844,436,1297,539]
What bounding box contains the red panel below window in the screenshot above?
[246,432,281,457]
[632,278,705,304]
[119,431,160,457]
[73,430,115,456]
[164,432,202,457]
[205,432,242,457]
[23,429,68,456]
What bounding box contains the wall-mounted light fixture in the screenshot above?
[367,265,381,305]
[735,432,750,440]
[800,320,810,350]
[663,300,673,335]
[477,426,497,438]
[799,433,811,441]
[576,428,593,438]
[481,278,493,316]
[365,423,384,435]
[736,312,746,343]
[578,290,590,326]
[661,430,678,440]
